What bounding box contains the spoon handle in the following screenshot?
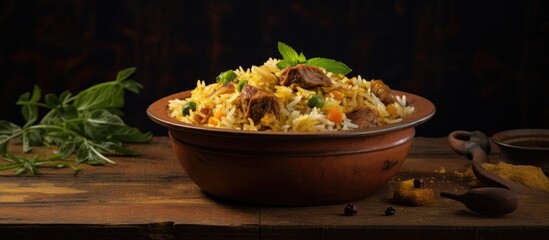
[439,192,462,202]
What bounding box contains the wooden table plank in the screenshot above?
[1,137,548,240]
[0,137,259,239]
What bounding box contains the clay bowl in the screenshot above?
[147,90,435,206]
[492,129,549,174]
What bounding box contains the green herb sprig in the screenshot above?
[0,67,152,175]
[276,42,352,75]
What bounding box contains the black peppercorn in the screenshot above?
[385,207,396,216]
[344,203,358,216]
[413,178,426,188]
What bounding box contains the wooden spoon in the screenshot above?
[444,130,548,216]
[440,187,518,216]
[448,130,549,197]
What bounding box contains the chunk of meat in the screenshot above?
[194,107,211,124]
[211,82,236,97]
[370,79,395,104]
[246,93,280,123]
[279,64,332,89]
[241,84,259,103]
[241,85,281,123]
[347,107,376,128]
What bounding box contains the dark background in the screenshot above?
[1,0,547,137]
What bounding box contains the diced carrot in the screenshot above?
[326,107,343,124]
[208,117,218,125]
[330,90,344,101]
[214,109,223,119]
[208,109,223,125]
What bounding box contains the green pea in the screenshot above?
[307,94,325,108]
[237,80,249,92]
[216,70,237,85]
[182,101,196,116]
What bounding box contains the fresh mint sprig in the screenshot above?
[275,41,352,75]
[0,67,152,175]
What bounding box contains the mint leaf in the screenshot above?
[276,42,352,75]
[306,57,352,75]
[298,52,306,63]
[278,42,300,62]
[276,60,297,69]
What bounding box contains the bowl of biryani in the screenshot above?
[147,43,435,205]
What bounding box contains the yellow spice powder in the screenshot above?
[481,161,549,193]
[393,179,435,206]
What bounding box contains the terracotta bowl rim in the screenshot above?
[147,90,436,138]
[492,128,549,151]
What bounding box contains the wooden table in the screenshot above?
[1,137,548,240]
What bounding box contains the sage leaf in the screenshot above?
[17,85,41,127]
[45,93,60,108]
[27,129,43,146]
[73,83,125,111]
[22,132,31,153]
[0,120,21,135]
[111,126,153,143]
[76,141,113,165]
[59,90,72,103]
[83,109,125,140]
[0,67,151,175]
[57,141,78,159]
[121,80,143,94]
[92,140,141,156]
[59,105,78,120]
[116,67,136,82]
[0,135,10,155]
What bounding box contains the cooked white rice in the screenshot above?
[168,58,414,132]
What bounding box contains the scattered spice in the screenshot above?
[393,179,435,206]
[344,203,358,216]
[481,162,549,193]
[384,207,396,216]
[434,166,447,174]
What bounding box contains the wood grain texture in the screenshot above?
[1,137,548,240]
